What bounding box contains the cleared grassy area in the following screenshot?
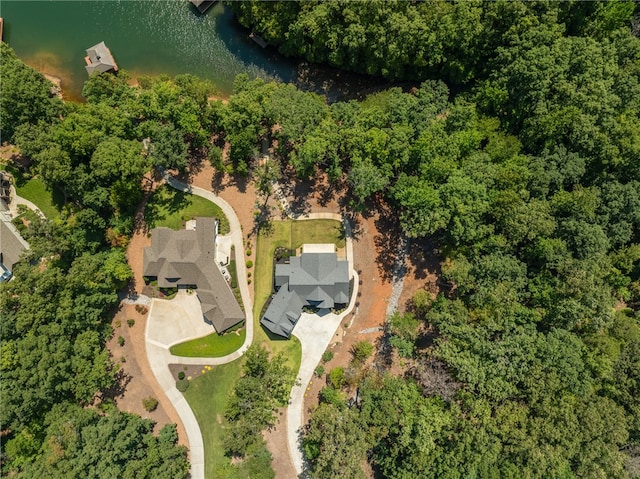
[291,219,345,250]
[14,177,60,220]
[145,185,230,233]
[183,359,243,478]
[169,328,246,357]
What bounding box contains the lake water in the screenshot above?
[1,0,300,100]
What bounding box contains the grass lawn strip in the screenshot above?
[291,219,345,250]
[145,185,230,233]
[169,328,246,357]
[183,359,243,479]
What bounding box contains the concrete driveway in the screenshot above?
[146,290,215,348]
[145,175,255,479]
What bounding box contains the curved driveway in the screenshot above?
[145,175,253,479]
[286,212,358,476]
[8,185,46,218]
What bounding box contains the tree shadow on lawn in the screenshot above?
[143,187,191,230]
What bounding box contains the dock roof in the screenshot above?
[85,41,117,75]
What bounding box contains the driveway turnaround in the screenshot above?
[145,175,254,479]
[146,291,215,348]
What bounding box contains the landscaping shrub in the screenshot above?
[321,350,334,363]
[176,379,190,392]
[328,367,344,388]
[246,260,253,268]
[314,365,325,378]
[127,319,135,328]
[142,396,158,412]
[117,336,125,347]
[246,249,252,256]
[178,371,185,380]
[319,386,346,408]
[351,340,374,364]
[390,336,415,358]
[114,319,121,328]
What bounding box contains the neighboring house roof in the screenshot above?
[261,245,350,338]
[0,203,30,281]
[85,41,118,75]
[143,217,244,333]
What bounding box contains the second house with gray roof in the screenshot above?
[261,244,350,338]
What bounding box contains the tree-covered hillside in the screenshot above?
[228,0,638,84]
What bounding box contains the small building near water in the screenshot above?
[84,41,118,75]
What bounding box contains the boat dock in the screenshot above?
[84,41,118,75]
[190,0,217,14]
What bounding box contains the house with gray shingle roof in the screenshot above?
[143,217,244,333]
[261,244,350,338]
[0,199,30,282]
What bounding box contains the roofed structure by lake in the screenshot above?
[84,41,118,75]
[143,217,244,333]
[190,0,217,14]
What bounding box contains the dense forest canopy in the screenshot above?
[227,0,638,84]
[1,0,640,476]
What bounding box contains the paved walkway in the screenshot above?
[286,213,358,476]
[144,175,254,479]
[8,185,46,218]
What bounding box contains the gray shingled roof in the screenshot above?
[143,217,243,333]
[0,207,30,280]
[261,250,350,338]
[85,41,117,75]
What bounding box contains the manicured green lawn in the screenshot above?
[14,177,60,220]
[169,328,246,357]
[183,359,243,479]
[291,219,346,250]
[145,185,230,233]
